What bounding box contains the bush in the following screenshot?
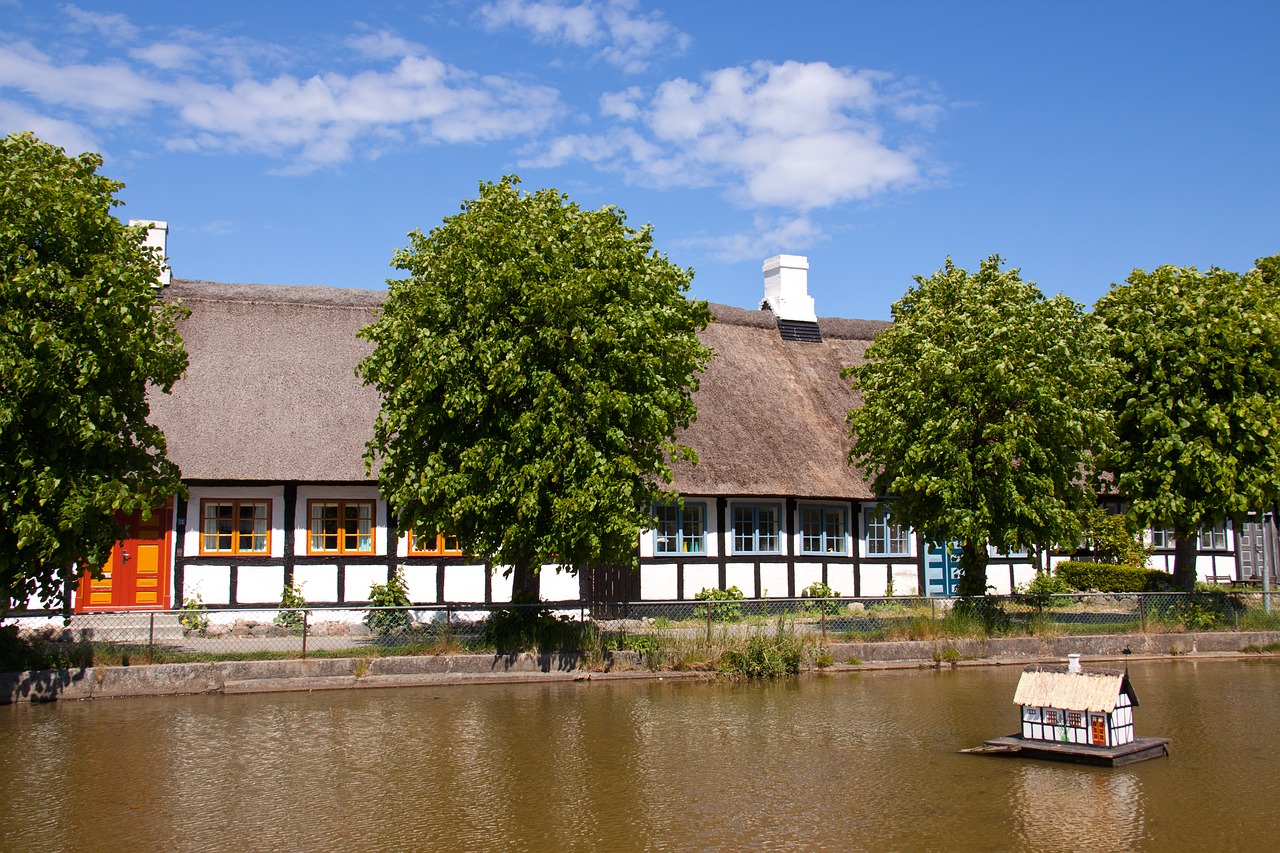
[718,635,803,678]
[274,580,308,630]
[1055,561,1173,593]
[1083,507,1154,567]
[800,581,843,615]
[179,593,209,635]
[1014,573,1074,608]
[365,567,412,636]
[694,585,744,622]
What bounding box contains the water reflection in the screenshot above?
[2,660,1279,851]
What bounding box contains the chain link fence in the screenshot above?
[4,591,1279,669]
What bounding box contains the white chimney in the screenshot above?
[129,219,171,287]
[761,254,816,323]
[1067,653,1082,674]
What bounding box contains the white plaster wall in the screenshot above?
[184,486,285,558]
[641,564,677,600]
[683,565,718,599]
[293,485,385,557]
[725,563,756,596]
[890,565,919,596]
[401,565,438,603]
[490,566,513,603]
[759,563,788,597]
[540,566,580,602]
[341,565,385,602]
[183,565,230,604]
[443,564,487,602]
[793,563,824,595]
[859,564,890,597]
[826,565,856,598]
[236,565,284,604]
[293,564,338,603]
[1010,563,1039,591]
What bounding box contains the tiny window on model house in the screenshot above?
[200,499,271,555]
[409,530,463,556]
[308,500,375,555]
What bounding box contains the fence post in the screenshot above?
[706,601,712,648]
[1139,595,1147,634]
[301,610,308,660]
[147,612,155,665]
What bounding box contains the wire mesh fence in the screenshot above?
[4,591,1279,669]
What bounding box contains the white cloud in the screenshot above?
[678,214,828,263]
[536,60,944,210]
[478,0,689,72]
[0,12,564,174]
[62,5,139,42]
[0,97,100,155]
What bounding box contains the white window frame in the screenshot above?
[799,505,847,555]
[865,508,910,557]
[653,503,707,555]
[732,504,781,554]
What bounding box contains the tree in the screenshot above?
[0,132,188,613]
[358,176,711,600]
[1095,257,1280,591]
[846,256,1112,596]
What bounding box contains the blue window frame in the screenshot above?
[732,504,780,554]
[653,503,706,555]
[865,508,910,556]
[800,505,847,554]
[1199,524,1227,551]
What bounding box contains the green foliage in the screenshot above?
[1055,561,1173,593]
[179,593,209,635]
[364,567,412,636]
[0,133,189,612]
[1082,507,1154,567]
[800,580,843,615]
[846,256,1112,596]
[358,176,712,597]
[481,601,596,653]
[952,597,1013,634]
[274,579,308,630]
[1095,256,1280,589]
[718,634,804,678]
[1014,572,1074,607]
[694,585,744,622]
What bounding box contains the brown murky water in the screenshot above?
[1,658,1277,851]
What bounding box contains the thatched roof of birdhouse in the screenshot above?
[1013,664,1138,714]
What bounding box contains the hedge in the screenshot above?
[1054,561,1174,593]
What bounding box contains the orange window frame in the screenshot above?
[408,530,463,556]
[199,499,272,555]
[307,499,377,555]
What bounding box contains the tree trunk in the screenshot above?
[510,556,541,603]
[1172,531,1198,592]
[957,541,990,596]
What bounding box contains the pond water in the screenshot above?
[2,658,1278,851]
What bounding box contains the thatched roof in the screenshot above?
[148,280,383,482]
[148,281,887,495]
[1013,664,1138,713]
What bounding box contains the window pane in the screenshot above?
[825,508,846,553]
[682,505,705,553]
[801,508,822,553]
[655,505,678,554]
[758,507,778,552]
[733,507,755,552]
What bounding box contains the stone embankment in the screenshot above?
[4,630,1279,705]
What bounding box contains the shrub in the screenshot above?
[1082,507,1154,567]
[274,579,308,630]
[179,593,209,635]
[1054,561,1172,593]
[365,567,412,635]
[800,581,843,615]
[1014,573,1073,608]
[694,585,744,622]
[718,635,803,678]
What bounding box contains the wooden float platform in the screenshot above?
[961,734,1170,767]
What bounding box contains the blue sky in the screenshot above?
[2,1,1277,319]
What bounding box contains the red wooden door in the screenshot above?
[76,505,172,611]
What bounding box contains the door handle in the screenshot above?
[121,549,130,564]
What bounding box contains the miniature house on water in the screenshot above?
[966,654,1169,766]
[1015,654,1136,747]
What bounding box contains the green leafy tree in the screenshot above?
[0,132,188,613]
[1082,507,1153,567]
[846,256,1112,596]
[359,177,711,600]
[1095,256,1280,591]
